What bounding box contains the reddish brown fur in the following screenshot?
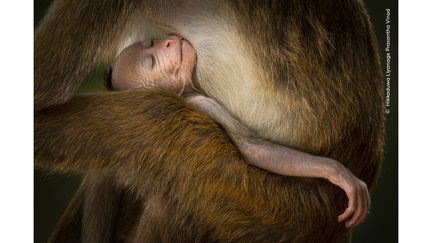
[36,91,350,242]
[35,0,384,242]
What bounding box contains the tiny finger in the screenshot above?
[338,191,355,222]
[345,189,363,228]
[358,187,370,224]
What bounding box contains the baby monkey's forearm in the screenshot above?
[186,93,370,229]
[186,93,337,179]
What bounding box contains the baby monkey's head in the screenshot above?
[110,35,197,93]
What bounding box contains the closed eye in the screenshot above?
[142,39,154,48]
[151,55,156,68]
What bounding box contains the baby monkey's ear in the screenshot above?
[104,67,114,91]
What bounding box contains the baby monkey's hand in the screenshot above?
[322,158,370,229]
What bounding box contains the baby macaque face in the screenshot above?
[111,35,197,92]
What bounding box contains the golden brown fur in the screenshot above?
[35,0,384,242]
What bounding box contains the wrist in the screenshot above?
[315,156,342,181]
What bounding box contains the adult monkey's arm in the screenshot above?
[34,90,347,242]
[35,90,242,196]
[35,90,292,240]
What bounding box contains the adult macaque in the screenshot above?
[35,0,384,242]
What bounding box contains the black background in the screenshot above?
[34,0,398,242]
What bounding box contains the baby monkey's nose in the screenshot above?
[161,35,181,49]
[164,39,175,48]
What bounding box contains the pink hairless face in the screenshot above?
[111,35,197,92]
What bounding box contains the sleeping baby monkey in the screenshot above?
[106,35,370,228]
